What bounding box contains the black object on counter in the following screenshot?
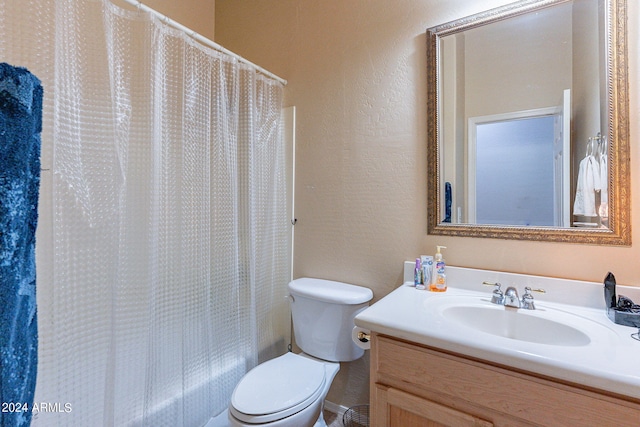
[604,272,640,328]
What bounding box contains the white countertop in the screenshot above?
[355,266,640,399]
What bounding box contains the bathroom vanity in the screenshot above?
[355,267,640,427]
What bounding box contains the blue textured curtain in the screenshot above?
[0,63,42,427]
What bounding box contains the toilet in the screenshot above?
[228,277,373,427]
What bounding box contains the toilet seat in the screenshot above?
[230,353,326,424]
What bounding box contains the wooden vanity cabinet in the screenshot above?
[370,333,640,427]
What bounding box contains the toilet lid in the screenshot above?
[230,353,326,423]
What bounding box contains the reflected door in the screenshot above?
[468,94,570,227]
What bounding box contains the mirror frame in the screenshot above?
[426,0,630,245]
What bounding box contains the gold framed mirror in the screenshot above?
[426,0,630,245]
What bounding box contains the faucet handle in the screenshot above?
[483,281,504,305]
[521,287,545,310]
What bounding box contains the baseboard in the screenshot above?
[324,400,348,419]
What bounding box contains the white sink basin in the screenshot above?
[424,296,608,348]
[441,304,591,346]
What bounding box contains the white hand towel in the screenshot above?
[599,155,608,217]
[573,155,599,217]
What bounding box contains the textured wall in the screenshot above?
[214,0,639,287]
[215,0,640,409]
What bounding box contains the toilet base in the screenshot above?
[313,409,328,427]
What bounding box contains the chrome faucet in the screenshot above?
[503,286,521,308]
[482,281,504,305]
[483,282,545,310]
[521,287,545,310]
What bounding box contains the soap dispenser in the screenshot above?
[429,246,447,292]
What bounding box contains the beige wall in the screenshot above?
[464,3,572,118]
[215,0,640,295]
[215,0,640,408]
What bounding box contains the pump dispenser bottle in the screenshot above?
[429,246,447,292]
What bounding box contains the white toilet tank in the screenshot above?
[288,278,373,362]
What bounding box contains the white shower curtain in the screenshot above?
[0,0,290,426]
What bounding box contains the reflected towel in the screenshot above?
[0,63,42,427]
[443,182,452,223]
[573,155,600,217]
[599,155,608,218]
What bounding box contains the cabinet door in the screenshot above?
[374,384,493,427]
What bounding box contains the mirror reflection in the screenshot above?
[439,0,605,228]
[427,0,630,245]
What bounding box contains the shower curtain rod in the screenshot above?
[119,0,287,85]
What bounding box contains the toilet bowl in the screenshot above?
[228,352,339,427]
[227,278,373,427]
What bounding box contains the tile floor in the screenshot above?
[324,409,342,426]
